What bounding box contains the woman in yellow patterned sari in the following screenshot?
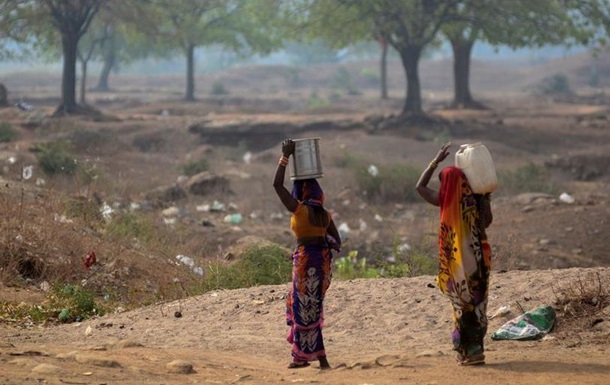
[416,142,493,366]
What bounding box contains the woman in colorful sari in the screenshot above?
[416,142,493,366]
[273,139,341,370]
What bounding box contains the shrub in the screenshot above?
[0,283,106,324]
[104,211,155,245]
[182,158,209,176]
[211,81,229,96]
[497,162,559,195]
[553,272,608,329]
[32,140,78,175]
[198,245,291,292]
[331,67,361,95]
[355,163,421,203]
[0,122,18,143]
[535,73,572,96]
[334,251,380,280]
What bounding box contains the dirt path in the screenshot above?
[2,268,609,384]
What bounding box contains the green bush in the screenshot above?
[334,251,380,280]
[0,122,18,143]
[211,81,229,96]
[536,73,572,96]
[182,158,209,176]
[0,284,106,324]
[331,67,361,95]
[497,162,559,195]
[32,140,78,175]
[105,211,155,245]
[199,245,291,292]
[355,163,421,203]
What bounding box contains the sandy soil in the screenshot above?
[1,267,609,385]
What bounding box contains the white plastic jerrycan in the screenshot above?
[454,142,498,194]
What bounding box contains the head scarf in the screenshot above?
[291,179,325,207]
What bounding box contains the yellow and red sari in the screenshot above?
[437,166,491,358]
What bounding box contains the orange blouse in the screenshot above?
[290,203,329,238]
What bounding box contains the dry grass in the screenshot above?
[553,271,609,331]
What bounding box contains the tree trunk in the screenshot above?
[185,43,196,101]
[451,38,477,109]
[398,45,423,115]
[95,49,115,92]
[60,33,79,114]
[379,37,388,100]
[80,59,87,105]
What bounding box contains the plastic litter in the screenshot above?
[338,222,350,241]
[22,165,33,180]
[210,200,225,212]
[223,213,243,224]
[489,305,511,319]
[491,305,556,340]
[243,151,252,164]
[367,164,379,177]
[559,192,575,204]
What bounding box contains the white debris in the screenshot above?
[374,214,383,222]
[176,255,195,268]
[559,192,575,204]
[489,305,511,319]
[367,164,379,177]
[359,218,367,232]
[22,165,33,180]
[162,206,180,217]
[36,178,46,187]
[243,151,252,164]
[100,203,113,221]
[197,204,211,212]
[397,243,411,252]
[85,326,93,336]
[338,222,350,241]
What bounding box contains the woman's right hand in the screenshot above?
[282,139,295,157]
[434,142,452,164]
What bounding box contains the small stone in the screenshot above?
[174,311,182,318]
[166,360,195,374]
[31,363,62,374]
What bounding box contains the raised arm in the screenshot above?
[273,139,298,212]
[416,142,451,206]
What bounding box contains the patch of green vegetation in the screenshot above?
[0,283,106,325]
[182,157,209,176]
[355,163,421,203]
[0,122,18,143]
[104,211,155,245]
[32,140,79,175]
[497,162,560,195]
[197,245,292,292]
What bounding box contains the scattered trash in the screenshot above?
[100,203,113,221]
[491,305,556,340]
[35,178,45,187]
[7,156,16,165]
[210,200,225,212]
[223,213,243,224]
[22,165,33,180]
[162,206,180,217]
[82,251,96,270]
[397,243,411,252]
[367,164,379,177]
[358,219,367,232]
[85,325,93,336]
[243,151,252,164]
[197,204,210,212]
[374,214,383,222]
[129,202,141,211]
[39,281,50,292]
[270,212,284,220]
[176,255,204,276]
[559,192,575,204]
[228,202,239,211]
[338,222,350,241]
[15,98,33,111]
[489,305,511,319]
[54,214,73,224]
[58,309,70,323]
[163,217,177,225]
[176,255,195,268]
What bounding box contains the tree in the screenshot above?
[444,0,610,109]
[42,0,107,114]
[297,0,460,116]
[143,0,282,101]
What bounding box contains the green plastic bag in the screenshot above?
[491,305,556,341]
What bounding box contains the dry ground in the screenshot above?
[1,53,610,384]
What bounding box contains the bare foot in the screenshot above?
[318,356,331,370]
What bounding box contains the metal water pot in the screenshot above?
[290,137,324,180]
